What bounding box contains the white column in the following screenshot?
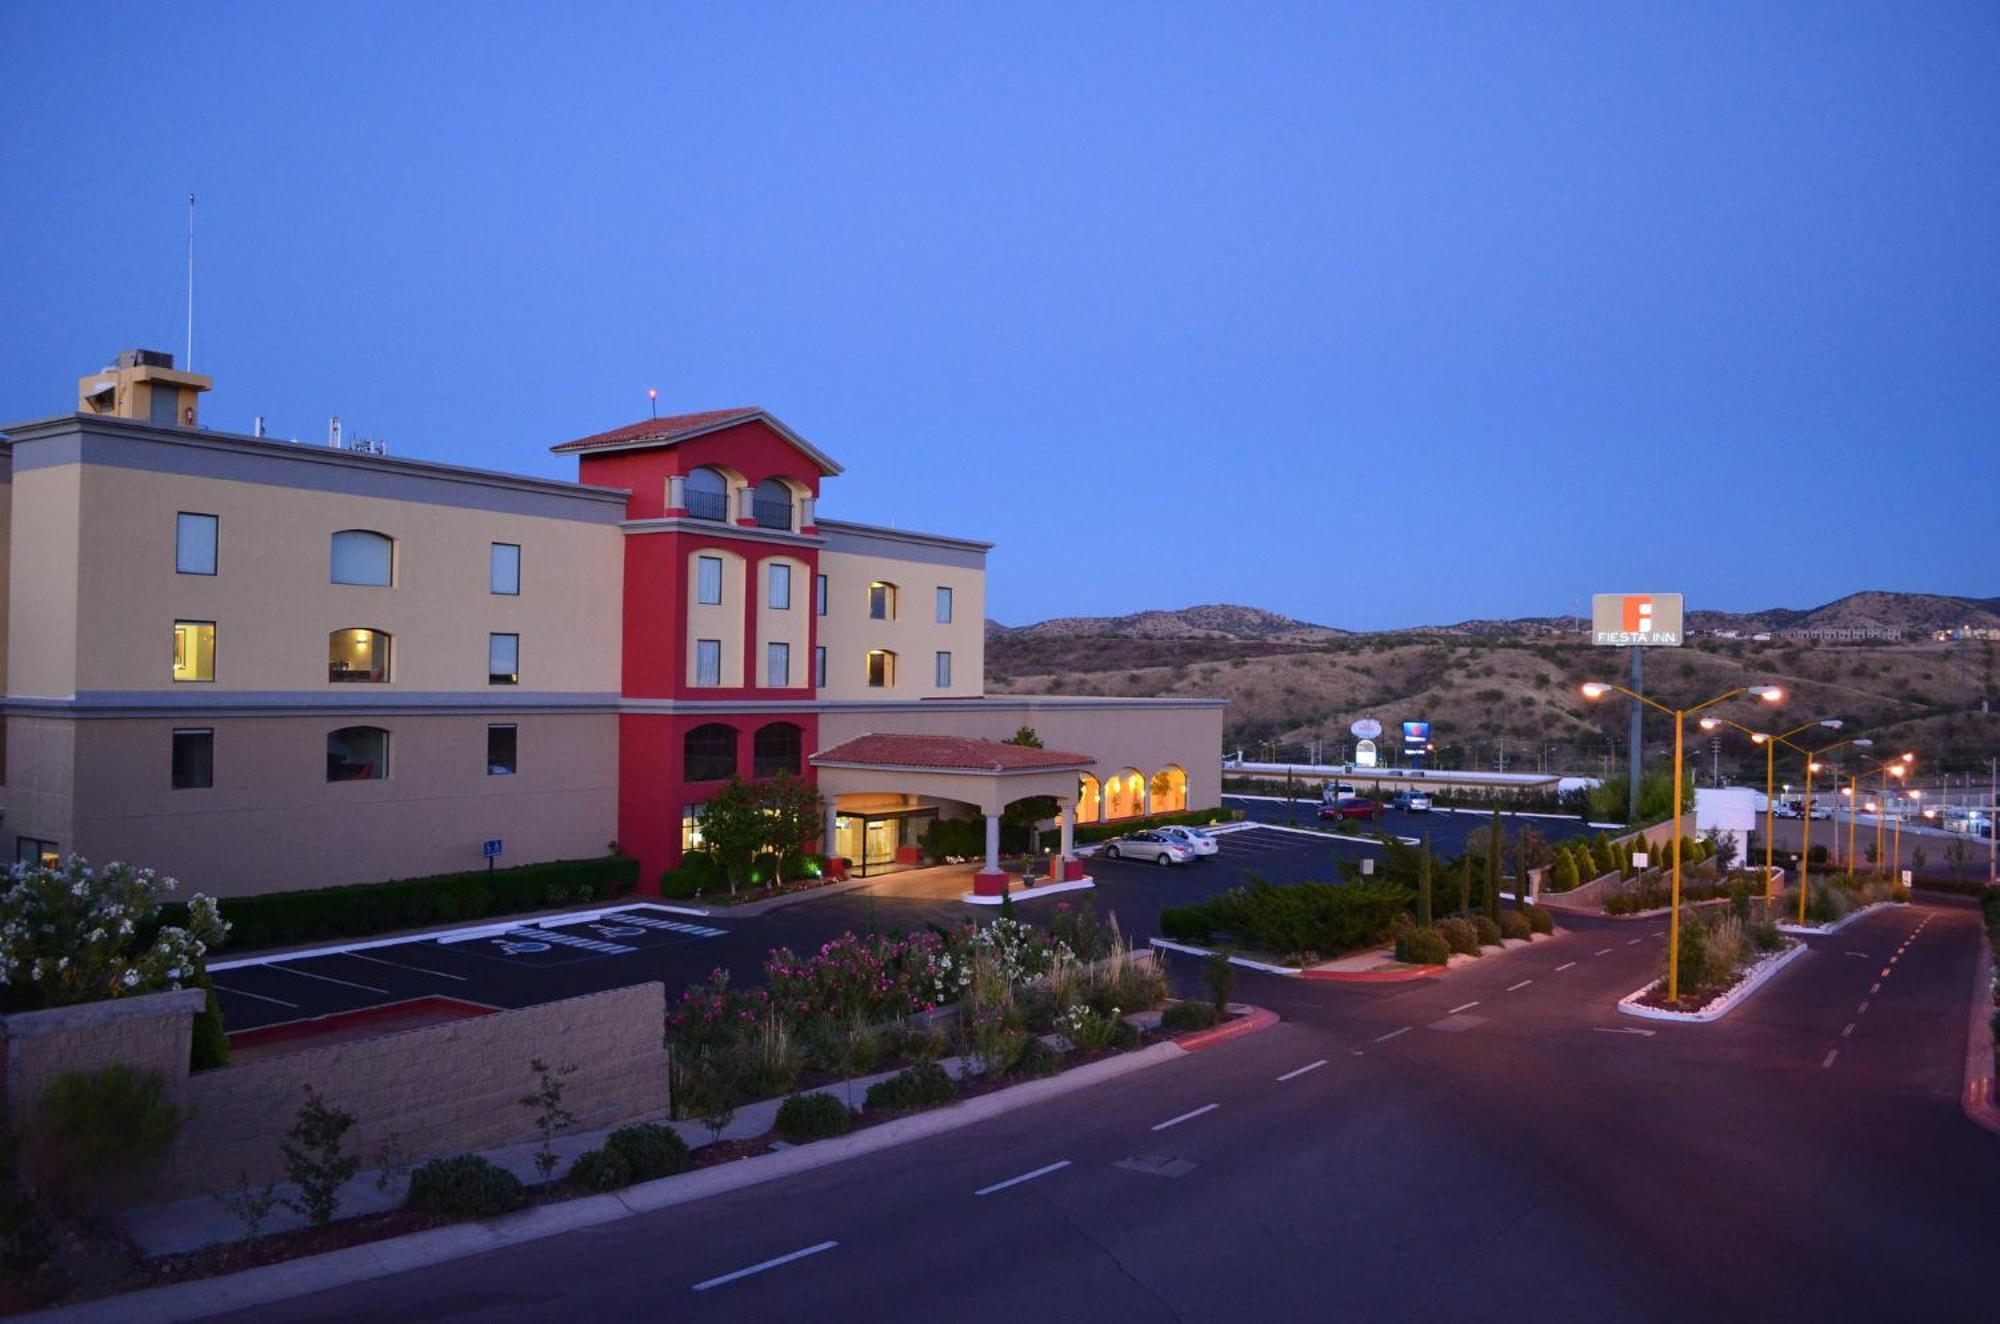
[984,813,1001,874]
[1059,797,1075,861]
[666,474,686,511]
[799,493,815,528]
[1142,780,1153,817]
[824,802,840,857]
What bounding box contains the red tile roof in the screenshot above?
[551,408,763,453]
[811,733,1093,774]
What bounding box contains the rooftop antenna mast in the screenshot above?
[185,193,196,371]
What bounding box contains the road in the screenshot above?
[229,895,2000,1322]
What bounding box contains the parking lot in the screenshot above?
[1221,794,1603,857]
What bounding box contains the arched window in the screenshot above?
[1104,768,1145,819]
[753,721,803,778]
[328,628,391,683]
[1150,765,1188,814]
[329,530,393,586]
[866,649,897,688]
[868,581,898,621]
[751,478,795,531]
[683,723,738,782]
[685,467,728,522]
[327,726,389,781]
[1076,773,1102,824]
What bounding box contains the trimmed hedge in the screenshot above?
[1160,1000,1222,1032]
[1438,917,1479,956]
[167,855,638,950]
[1075,806,1233,845]
[1472,916,1502,947]
[605,1123,689,1180]
[1525,904,1555,935]
[567,1148,631,1192]
[406,1154,525,1218]
[1157,879,1409,957]
[864,1062,957,1113]
[775,1092,851,1141]
[1395,927,1452,966]
[1498,911,1532,941]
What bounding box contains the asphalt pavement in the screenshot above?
[223,896,2000,1323]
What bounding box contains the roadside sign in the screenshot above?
[1592,593,1684,647]
[1355,739,1378,768]
[483,839,504,860]
[1632,852,1649,868]
[1351,718,1383,740]
[1900,868,1912,886]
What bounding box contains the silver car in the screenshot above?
[1100,830,1194,866]
[1156,825,1219,858]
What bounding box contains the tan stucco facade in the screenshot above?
[816,541,985,700]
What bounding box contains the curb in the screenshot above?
[1300,965,1446,983]
[1615,941,1807,1024]
[1963,934,2000,1138]
[34,1010,1280,1324]
[961,878,1097,907]
[1777,900,1906,937]
[1148,938,1301,977]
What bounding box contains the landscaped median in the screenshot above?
[1966,888,2000,1138]
[1617,901,1802,1024]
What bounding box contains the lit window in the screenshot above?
[684,724,737,781]
[488,724,518,776]
[176,513,217,575]
[867,649,896,688]
[768,562,792,610]
[681,804,706,851]
[173,621,216,682]
[869,582,897,620]
[489,633,519,685]
[327,726,389,781]
[936,586,954,624]
[16,838,59,868]
[328,628,391,683]
[695,639,722,687]
[815,574,827,616]
[767,642,790,687]
[697,555,723,605]
[491,543,521,595]
[330,530,393,586]
[172,729,213,790]
[814,645,826,689]
[935,650,952,688]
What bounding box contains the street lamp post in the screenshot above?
[1773,733,1876,923]
[1582,681,1784,1002]
[1699,716,1844,894]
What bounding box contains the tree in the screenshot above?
[1458,853,1473,917]
[1418,835,1433,927]
[697,777,765,895]
[1484,809,1504,917]
[758,772,826,884]
[1550,851,1579,893]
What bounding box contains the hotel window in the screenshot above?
[814,645,826,689]
[488,724,518,776]
[695,638,722,687]
[328,628,391,683]
[16,838,59,868]
[768,562,792,610]
[491,543,521,596]
[172,729,214,790]
[936,586,954,624]
[868,581,897,621]
[330,530,393,586]
[489,633,519,685]
[327,726,389,782]
[867,649,896,688]
[935,650,952,688]
[697,555,724,605]
[685,467,729,522]
[173,621,216,682]
[681,803,706,852]
[753,721,802,778]
[751,478,794,531]
[684,723,737,782]
[815,574,827,616]
[176,512,218,575]
[767,642,790,687]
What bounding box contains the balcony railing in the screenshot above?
[752,497,794,531]
[685,490,728,522]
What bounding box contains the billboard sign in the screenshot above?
[1400,721,1431,753]
[1355,739,1378,768]
[1351,718,1383,740]
[1592,592,1684,647]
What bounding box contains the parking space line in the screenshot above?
[267,963,390,994]
[1151,1104,1219,1132]
[1277,1060,1328,1082]
[211,983,299,1008]
[692,1240,838,1291]
[343,951,469,981]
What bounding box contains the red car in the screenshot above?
[1318,795,1384,822]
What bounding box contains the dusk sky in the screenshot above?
[3,3,1995,630]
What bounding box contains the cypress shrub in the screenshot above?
[1498,910,1532,941]
[1472,916,1502,947]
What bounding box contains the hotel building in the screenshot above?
[0,352,1223,898]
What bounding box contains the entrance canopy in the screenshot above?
[810,733,1092,817]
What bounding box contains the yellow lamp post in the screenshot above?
[1896,788,1921,882]
[1773,733,1874,923]
[1698,716,1845,894]
[1581,681,1784,1002]
[1876,758,1912,876]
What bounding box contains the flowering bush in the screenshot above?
[664,969,772,1057]
[0,856,228,1011]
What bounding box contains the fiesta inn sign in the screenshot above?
[1592,592,1685,647]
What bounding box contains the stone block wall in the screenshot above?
[0,988,204,1133]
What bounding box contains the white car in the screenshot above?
[1390,790,1433,812]
[1100,830,1194,866]
[1156,825,1219,858]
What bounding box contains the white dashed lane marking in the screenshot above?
[692,1241,838,1291]
[1823,1049,1840,1068]
[1507,979,1534,992]
[1152,1104,1219,1132]
[1841,1023,1856,1038]
[1277,1060,1327,1083]
[974,1161,1071,1195]
[1373,1027,1412,1044]
[1448,1001,1480,1015]
[1555,962,1577,972]
[1595,948,1615,957]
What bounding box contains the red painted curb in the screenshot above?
[1963,935,2000,1139]
[1174,1005,1278,1051]
[1300,964,1447,983]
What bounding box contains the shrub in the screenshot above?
[1395,927,1451,966]
[1158,904,1214,944]
[164,854,638,950]
[1160,1000,1222,1032]
[190,982,230,1070]
[775,1092,852,1141]
[660,850,721,899]
[406,1154,526,1219]
[604,1123,689,1181]
[1438,917,1480,956]
[1013,1036,1064,1077]
[280,1086,359,1227]
[1472,916,1502,947]
[1498,911,1532,941]
[865,1062,957,1113]
[0,856,228,1013]
[1178,879,1411,957]
[32,1065,181,1213]
[1524,904,1555,936]
[1549,853,1579,893]
[1204,950,1236,1012]
[566,1148,631,1192]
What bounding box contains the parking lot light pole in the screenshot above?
[1582,682,1784,1002]
[1774,734,1873,921]
[1699,716,1843,892]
